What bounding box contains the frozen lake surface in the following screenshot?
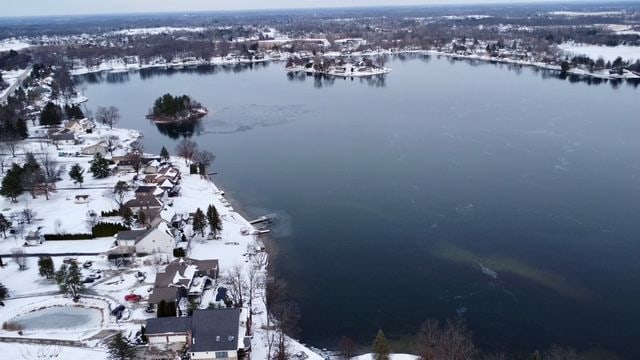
[13,307,102,330]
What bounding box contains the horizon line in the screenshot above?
[0,0,628,20]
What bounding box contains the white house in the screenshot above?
[81,141,108,156]
[64,118,95,134]
[115,221,176,255]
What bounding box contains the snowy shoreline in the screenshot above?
[68,48,640,82]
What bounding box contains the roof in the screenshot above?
[146,316,191,335]
[51,132,76,141]
[190,308,242,352]
[116,229,147,242]
[148,286,180,304]
[124,194,163,209]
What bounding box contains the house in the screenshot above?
[149,257,219,309]
[64,118,94,134]
[81,141,108,156]
[146,308,250,360]
[50,132,78,145]
[144,159,162,174]
[124,193,163,213]
[74,195,90,204]
[115,159,135,173]
[135,185,165,198]
[115,220,176,255]
[24,231,45,246]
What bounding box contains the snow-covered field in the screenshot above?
[1,343,108,360]
[549,11,623,17]
[559,42,640,62]
[0,39,31,52]
[107,26,206,36]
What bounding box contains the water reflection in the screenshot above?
[153,119,203,139]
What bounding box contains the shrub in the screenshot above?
[173,248,186,258]
[101,209,120,217]
[2,321,24,331]
[92,222,130,238]
[44,233,93,241]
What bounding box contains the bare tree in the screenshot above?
[417,319,477,360]
[194,150,216,176]
[103,135,119,156]
[21,207,36,224]
[86,210,99,231]
[543,346,578,360]
[337,336,358,360]
[225,264,247,307]
[0,144,6,173]
[2,138,19,157]
[37,151,63,200]
[272,301,300,360]
[127,152,143,174]
[95,106,120,129]
[106,181,130,212]
[11,248,27,270]
[175,139,198,165]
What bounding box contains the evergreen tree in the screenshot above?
[39,102,63,126]
[0,213,10,238]
[122,207,134,227]
[64,105,84,119]
[55,262,84,299]
[38,256,55,279]
[107,332,136,360]
[137,208,147,226]
[0,163,23,202]
[192,207,207,236]
[90,152,110,178]
[69,163,84,187]
[0,283,7,302]
[15,118,28,139]
[160,146,170,161]
[372,330,390,360]
[206,204,222,235]
[23,152,40,172]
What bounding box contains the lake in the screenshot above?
[77,55,640,358]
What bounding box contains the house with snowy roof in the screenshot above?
[64,118,94,134]
[115,220,176,255]
[148,257,219,312]
[145,308,250,360]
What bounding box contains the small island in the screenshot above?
[147,93,208,124]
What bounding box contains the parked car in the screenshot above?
[124,294,142,302]
[63,257,77,264]
[295,351,309,360]
[144,304,155,313]
[82,277,95,284]
[89,273,101,280]
[111,305,125,317]
[83,261,93,268]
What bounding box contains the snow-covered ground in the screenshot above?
[1,343,108,360]
[354,354,419,360]
[559,42,640,62]
[107,27,207,36]
[549,11,624,17]
[0,39,31,52]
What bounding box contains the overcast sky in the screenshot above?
[1,0,606,17]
